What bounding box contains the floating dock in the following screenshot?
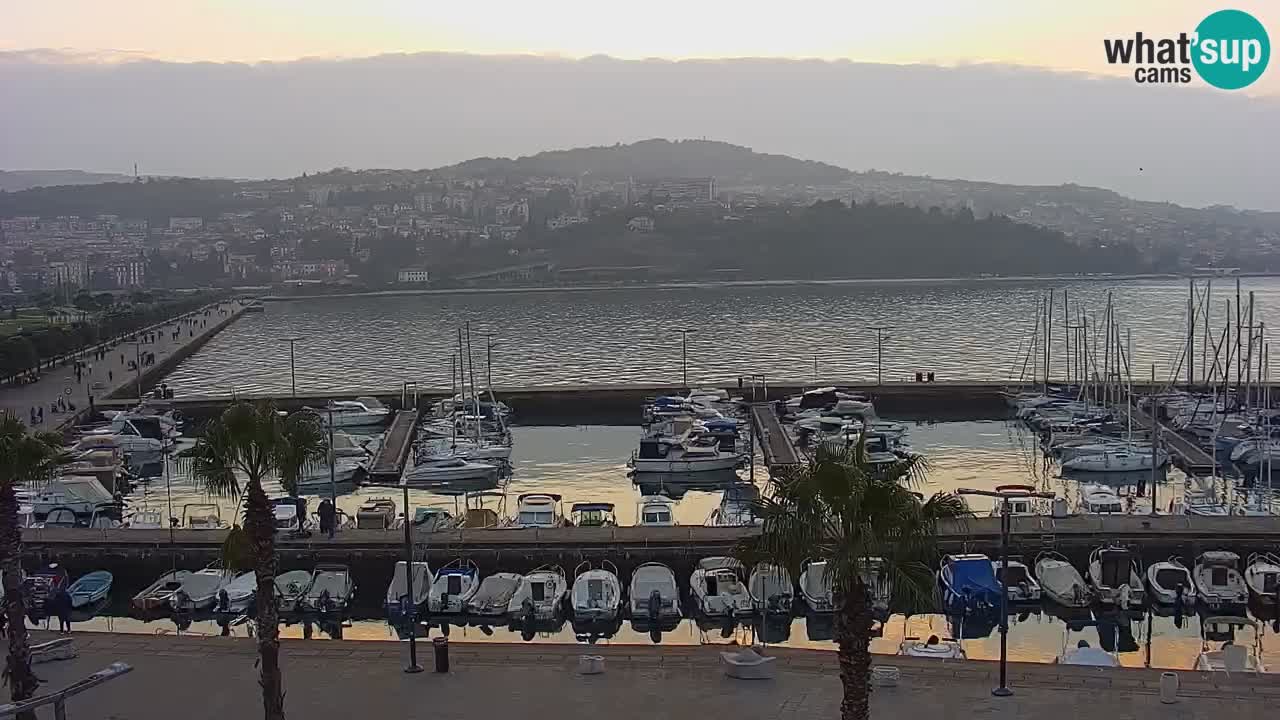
[1123,403,1217,475]
[749,403,801,469]
[364,408,421,484]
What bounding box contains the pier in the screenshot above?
[749,402,801,469]
[365,407,422,483]
[1123,403,1217,475]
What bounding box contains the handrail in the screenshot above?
[0,662,132,718]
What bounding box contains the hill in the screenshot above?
[439,139,851,186]
[0,169,135,192]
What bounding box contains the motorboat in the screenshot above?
[629,431,743,473]
[1229,437,1280,467]
[215,572,258,614]
[131,570,192,612]
[1062,449,1167,472]
[384,561,432,624]
[297,457,365,491]
[68,571,113,608]
[1145,557,1197,606]
[1088,545,1144,607]
[355,497,397,529]
[1194,616,1266,673]
[29,476,116,517]
[514,493,564,528]
[629,562,681,627]
[899,635,966,660]
[127,509,165,529]
[569,502,617,528]
[23,564,69,615]
[182,503,225,530]
[302,564,355,615]
[402,456,498,486]
[705,483,760,527]
[1244,552,1280,605]
[274,570,313,613]
[570,560,623,625]
[992,558,1041,603]
[1034,552,1092,607]
[81,423,166,453]
[636,496,677,527]
[409,507,456,532]
[427,559,481,614]
[171,567,235,611]
[938,554,1002,615]
[748,563,794,616]
[507,565,569,623]
[316,398,391,428]
[465,572,522,617]
[330,431,372,458]
[271,497,309,536]
[1078,484,1126,515]
[1056,440,1144,462]
[799,559,835,615]
[1194,551,1248,609]
[1057,640,1120,667]
[690,557,753,618]
[417,439,512,463]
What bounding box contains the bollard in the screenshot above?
[433,636,449,673]
[1159,672,1179,704]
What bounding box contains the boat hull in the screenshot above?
[631,456,741,473]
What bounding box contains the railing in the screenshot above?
[0,662,132,719]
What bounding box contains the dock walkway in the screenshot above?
[749,402,800,469]
[365,408,421,483]
[1125,403,1216,474]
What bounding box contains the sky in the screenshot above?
[1,0,1275,92]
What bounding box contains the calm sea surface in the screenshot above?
[164,278,1280,394]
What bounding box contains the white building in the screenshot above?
[168,216,204,231]
[627,216,655,232]
[397,268,431,284]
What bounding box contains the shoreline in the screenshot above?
[257,272,1280,302]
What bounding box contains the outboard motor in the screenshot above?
[647,589,662,622]
[521,597,536,641]
[216,589,230,613]
[1173,584,1185,629]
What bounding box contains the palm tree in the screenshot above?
[184,402,326,720]
[740,441,968,720]
[0,416,68,705]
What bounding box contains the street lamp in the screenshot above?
[681,330,688,390]
[957,485,1054,698]
[399,478,424,673]
[282,336,301,398]
[867,326,892,386]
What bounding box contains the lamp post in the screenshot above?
[399,478,423,673]
[868,326,891,386]
[283,336,301,399]
[681,330,688,390]
[957,486,1054,698]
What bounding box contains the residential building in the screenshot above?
[168,216,204,231]
[397,268,431,284]
[628,216,655,232]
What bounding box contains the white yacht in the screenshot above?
[1057,440,1150,462]
[570,560,623,624]
[1194,551,1248,609]
[1195,617,1266,673]
[1062,448,1167,472]
[690,557,753,618]
[426,559,481,614]
[636,496,677,527]
[1244,552,1280,604]
[1078,485,1126,514]
[507,565,569,622]
[1034,552,1092,607]
[1145,557,1197,606]
[79,424,164,454]
[30,476,115,517]
[748,563,794,616]
[630,431,742,473]
[629,562,681,626]
[1088,545,1144,607]
[402,456,498,486]
[514,493,564,528]
[316,398,391,428]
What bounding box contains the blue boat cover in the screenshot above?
[702,418,738,429]
[948,558,1001,605]
[653,397,684,406]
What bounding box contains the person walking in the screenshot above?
[317,498,336,539]
[51,587,73,633]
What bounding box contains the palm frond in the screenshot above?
[274,412,327,497]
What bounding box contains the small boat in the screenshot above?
[1057,640,1120,667]
[409,507,456,532]
[127,509,165,529]
[1088,545,1145,607]
[705,484,760,527]
[1244,552,1280,605]
[507,565,569,623]
[131,570,192,612]
[302,564,355,615]
[1194,551,1249,609]
[385,561,432,624]
[748,563,794,616]
[1145,557,1197,606]
[1057,440,1148,462]
[355,497,397,529]
[899,635,966,660]
[690,557,752,619]
[182,503,225,530]
[992,558,1041,603]
[1034,552,1091,607]
[1078,485,1126,514]
[629,433,743,474]
[1195,616,1266,673]
[171,567,235,611]
[67,571,113,608]
[427,559,481,614]
[629,562,681,627]
[636,496,677,527]
[568,502,617,528]
[938,554,1001,615]
[330,431,371,457]
[514,493,564,528]
[29,477,116,517]
[215,572,258,613]
[274,570,313,612]
[570,560,623,626]
[466,572,522,617]
[316,398,391,428]
[402,456,498,485]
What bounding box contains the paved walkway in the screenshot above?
[21,634,1279,719]
[0,301,244,428]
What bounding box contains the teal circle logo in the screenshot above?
[1192,9,1270,90]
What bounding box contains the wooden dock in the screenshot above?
[1124,404,1217,475]
[365,408,421,483]
[749,403,801,469]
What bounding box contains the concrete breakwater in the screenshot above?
[105,302,250,400]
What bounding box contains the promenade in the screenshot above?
[0,301,244,428]
[27,633,1279,719]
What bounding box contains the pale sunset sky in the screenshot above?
[1,0,1274,91]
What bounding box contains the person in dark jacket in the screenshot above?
[50,588,73,633]
[317,498,336,539]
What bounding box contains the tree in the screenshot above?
[740,442,968,720]
[0,417,68,707]
[184,403,326,720]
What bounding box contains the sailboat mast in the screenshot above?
[1203,279,1212,385]
[466,322,480,444]
[1186,278,1195,388]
